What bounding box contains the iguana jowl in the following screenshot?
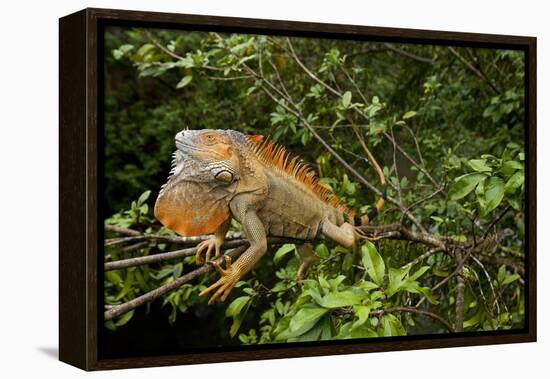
[154,129,386,304]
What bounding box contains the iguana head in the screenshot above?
[174,129,244,183]
[154,128,265,237]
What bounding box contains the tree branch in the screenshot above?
[383,43,436,65]
[104,225,244,247]
[371,306,453,333]
[455,250,466,332]
[104,245,249,321]
[105,237,303,271]
[448,46,501,95]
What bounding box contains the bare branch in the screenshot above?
[104,237,303,271]
[286,38,341,97]
[383,43,436,65]
[105,231,244,247]
[383,131,443,191]
[455,250,466,332]
[105,240,246,271]
[104,245,249,321]
[448,46,501,95]
[371,306,453,333]
[401,248,442,269]
[105,225,142,236]
[482,205,512,240]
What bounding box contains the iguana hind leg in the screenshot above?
[296,243,316,284]
[321,220,360,252]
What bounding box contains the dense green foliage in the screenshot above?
[104,27,525,346]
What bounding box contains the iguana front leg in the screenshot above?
[199,205,267,304]
[195,218,231,265]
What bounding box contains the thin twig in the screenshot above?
[371,306,453,333]
[105,225,141,236]
[390,126,403,203]
[401,248,442,269]
[383,131,442,191]
[448,46,501,95]
[482,205,512,240]
[383,43,435,65]
[206,75,255,81]
[402,124,425,167]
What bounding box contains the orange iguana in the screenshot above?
[154,129,386,304]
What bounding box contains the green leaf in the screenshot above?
[288,319,324,342]
[105,271,123,287]
[137,190,151,206]
[402,110,417,119]
[104,320,116,331]
[176,75,193,88]
[500,160,523,176]
[288,307,328,337]
[386,267,409,297]
[115,309,135,327]
[361,242,385,285]
[172,263,183,279]
[273,244,296,265]
[449,173,487,200]
[328,275,347,291]
[318,276,330,290]
[482,177,505,216]
[112,44,134,60]
[497,265,506,284]
[468,159,492,173]
[136,43,155,57]
[342,91,352,108]
[114,269,135,301]
[463,311,481,329]
[318,290,361,308]
[502,274,520,285]
[505,171,524,194]
[359,280,379,291]
[353,305,372,328]
[226,296,251,318]
[409,266,431,281]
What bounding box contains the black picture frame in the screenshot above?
[59,7,537,371]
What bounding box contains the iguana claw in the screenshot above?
[199,255,242,304]
[355,226,382,242]
[195,235,224,265]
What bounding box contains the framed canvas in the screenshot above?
[59,8,537,371]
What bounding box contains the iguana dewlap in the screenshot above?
[154,129,384,304]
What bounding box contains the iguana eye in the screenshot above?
[214,170,234,183]
[203,134,217,145]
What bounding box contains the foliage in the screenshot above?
[103,26,526,345]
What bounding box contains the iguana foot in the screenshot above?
[355,226,382,242]
[199,255,242,304]
[195,235,224,265]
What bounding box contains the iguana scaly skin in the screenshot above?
[154,129,386,304]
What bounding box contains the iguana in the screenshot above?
[154,129,386,304]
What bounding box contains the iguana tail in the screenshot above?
[359,141,387,225]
